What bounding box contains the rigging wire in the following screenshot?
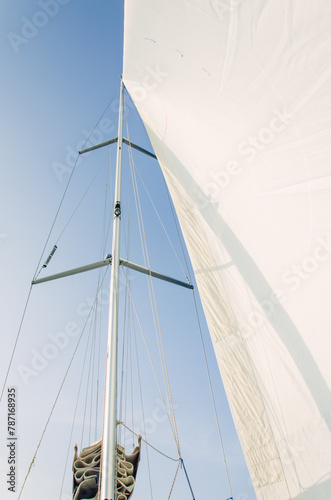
[119,291,134,447]
[118,304,127,442]
[94,302,102,443]
[33,89,119,282]
[89,305,98,443]
[81,161,114,446]
[58,247,109,500]
[1,153,104,394]
[122,267,195,500]
[122,311,135,448]
[151,128,235,498]
[181,459,196,500]
[121,269,177,448]
[118,172,131,443]
[58,297,101,500]
[119,157,139,448]
[117,151,156,498]
[55,157,108,245]
[32,156,79,282]
[119,421,196,500]
[98,144,113,259]
[132,164,190,284]
[18,268,110,499]
[129,158,179,447]
[95,153,113,441]
[131,305,154,499]
[167,460,181,500]
[191,288,233,499]
[132,165,181,455]
[124,109,181,457]
[80,316,97,448]
[0,285,33,403]
[163,175,193,283]
[118,421,180,462]
[129,322,134,447]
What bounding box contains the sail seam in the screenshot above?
[241,279,291,497]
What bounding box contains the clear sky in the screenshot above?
[0,2,256,499]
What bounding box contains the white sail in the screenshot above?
[123,1,331,498]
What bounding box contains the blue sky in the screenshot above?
[0,2,256,499]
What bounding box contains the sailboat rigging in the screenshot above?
[28,79,199,500]
[1,1,331,499]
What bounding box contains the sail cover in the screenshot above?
[72,438,141,500]
[123,1,331,499]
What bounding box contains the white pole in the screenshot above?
[100,77,124,500]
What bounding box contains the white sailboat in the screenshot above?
[1,1,331,499]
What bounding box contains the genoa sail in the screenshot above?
[73,437,141,500]
[123,1,331,499]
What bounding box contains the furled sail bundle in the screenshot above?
[123,1,331,499]
[72,437,141,500]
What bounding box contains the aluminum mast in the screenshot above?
[100,78,124,500]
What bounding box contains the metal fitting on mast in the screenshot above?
[114,201,121,217]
